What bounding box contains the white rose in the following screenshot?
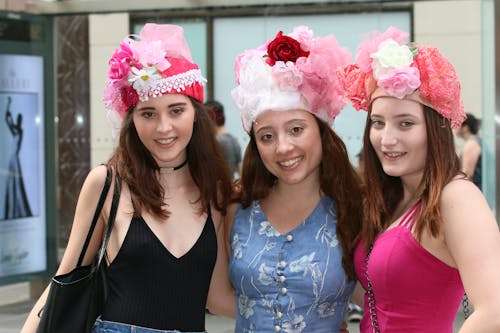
[371,39,413,80]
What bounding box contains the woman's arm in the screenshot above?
[441,179,500,332]
[461,140,481,180]
[350,281,365,308]
[205,203,238,318]
[21,165,111,333]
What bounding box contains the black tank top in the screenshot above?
[102,212,217,331]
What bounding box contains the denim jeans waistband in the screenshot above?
[93,318,207,333]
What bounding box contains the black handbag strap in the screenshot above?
[96,172,121,268]
[76,166,113,267]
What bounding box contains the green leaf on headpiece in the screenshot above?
[409,44,419,57]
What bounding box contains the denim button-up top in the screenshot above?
[229,195,354,333]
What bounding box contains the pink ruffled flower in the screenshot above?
[355,26,409,72]
[289,25,314,51]
[133,40,171,71]
[414,46,465,128]
[108,42,133,80]
[337,64,372,111]
[296,35,351,118]
[377,66,420,99]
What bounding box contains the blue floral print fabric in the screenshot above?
[229,196,354,333]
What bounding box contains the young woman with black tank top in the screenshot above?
[21,24,235,333]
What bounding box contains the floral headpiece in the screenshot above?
[231,26,351,133]
[103,24,206,128]
[337,26,465,128]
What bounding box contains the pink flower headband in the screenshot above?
[231,25,351,133]
[103,24,206,128]
[337,26,466,128]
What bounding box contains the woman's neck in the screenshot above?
[271,176,322,206]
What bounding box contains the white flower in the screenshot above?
[257,263,275,285]
[238,294,256,319]
[317,301,337,318]
[128,66,162,96]
[232,234,243,259]
[370,39,414,80]
[282,315,306,333]
[258,221,281,237]
[289,252,315,273]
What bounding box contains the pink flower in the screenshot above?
[271,61,303,90]
[337,64,371,111]
[289,26,313,51]
[377,66,420,99]
[133,40,170,71]
[296,35,351,118]
[108,42,133,80]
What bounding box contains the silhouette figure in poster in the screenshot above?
[4,96,32,219]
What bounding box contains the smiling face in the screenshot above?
[253,109,322,186]
[132,93,195,168]
[369,97,428,186]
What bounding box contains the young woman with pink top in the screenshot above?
[338,27,500,332]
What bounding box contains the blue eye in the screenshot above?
[401,121,414,127]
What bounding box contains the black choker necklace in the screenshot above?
[159,159,188,174]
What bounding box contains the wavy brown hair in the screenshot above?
[108,96,233,219]
[361,105,462,249]
[236,117,363,280]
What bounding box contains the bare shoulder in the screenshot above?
[441,177,483,208]
[210,202,239,230]
[440,177,495,230]
[81,165,109,193]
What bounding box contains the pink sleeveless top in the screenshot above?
[353,202,465,332]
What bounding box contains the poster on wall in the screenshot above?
[0,54,46,278]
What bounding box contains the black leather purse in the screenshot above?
[37,166,121,333]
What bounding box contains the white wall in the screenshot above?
[89,13,129,167]
[414,1,482,119]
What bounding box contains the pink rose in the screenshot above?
[377,66,420,99]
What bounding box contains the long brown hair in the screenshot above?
[361,105,462,249]
[108,96,233,219]
[237,117,363,280]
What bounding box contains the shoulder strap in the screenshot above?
[76,166,112,267]
[398,201,422,228]
[96,172,121,268]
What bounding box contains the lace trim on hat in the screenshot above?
[136,69,207,102]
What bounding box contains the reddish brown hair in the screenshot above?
[361,105,462,249]
[237,117,363,280]
[108,97,233,219]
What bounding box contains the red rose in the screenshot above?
[266,31,310,66]
[121,85,139,111]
